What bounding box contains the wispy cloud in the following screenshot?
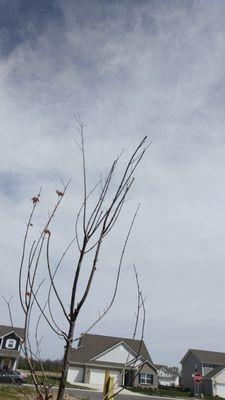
[1,0,225,365]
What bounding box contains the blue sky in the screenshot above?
[0,0,63,56]
[1,0,225,367]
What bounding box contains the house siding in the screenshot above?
[68,334,156,388]
[0,326,24,371]
[203,380,213,396]
[94,343,136,364]
[134,363,157,389]
[214,370,225,384]
[181,353,202,393]
[1,333,20,351]
[202,370,225,397]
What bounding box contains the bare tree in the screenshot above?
[18,117,149,400]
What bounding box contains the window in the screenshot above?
[5,339,16,349]
[139,373,153,385]
[203,364,217,368]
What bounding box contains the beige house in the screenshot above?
[68,333,158,388]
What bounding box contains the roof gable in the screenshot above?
[139,359,158,372]
[204,366,225,380]
[92,341,138,363]
[127,355,148,367]
[69,333,153,365]
[0,325,24,341]
[181,349,225,365]
[159,365,172,374]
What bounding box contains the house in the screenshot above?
[0,325,25,370]
[203,366,225,398]
[155,364,179,387]
[67,333,158,388]
[181,349,225,397]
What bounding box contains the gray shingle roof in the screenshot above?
[189,349,225,365]
[203,365,225,380]
[0,325,25,340]
[69,333,152,365]
[155,364,171,372]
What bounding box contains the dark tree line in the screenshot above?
[18,357,63,373]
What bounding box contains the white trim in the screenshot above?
[5,339,17,349]
[180,349,193,364]
[209,368,225,380]
[12,359,18,370]
[126,355,145,366]
[138,359,158,372]
[0,331,23,341]
[69,361,122,370]
[139,372,154,385]
[69,358,157,372]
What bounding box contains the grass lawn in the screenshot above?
[128,386,192,398]
[0,384,35,400]
[26,373,60,387]
[0,384,80,400]
[129,387,225,400]
[25,373,93,390]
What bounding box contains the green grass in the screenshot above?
[26,373,60,386]
[0,383,82,399]
[129,387,225,400]
[25,373,95,390]
[129,386,192,398]
[0,384,34,400]
[0,385,19,400]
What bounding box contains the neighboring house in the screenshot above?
[0,325,25,370]
[68,333,158,388]
[180,349,225,397]
[203,366,225,398]
[156,364,179,387]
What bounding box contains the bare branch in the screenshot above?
[17,129,149,400]
[2,296,14,327]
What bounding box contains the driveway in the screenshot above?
[64,387,191,400]
[64,387,152,400]
[25,383,191,400]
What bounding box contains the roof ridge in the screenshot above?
[191,348,225,354]
[0,324,24,329]
[82,333,143,342]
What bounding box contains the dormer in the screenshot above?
[0,331,22,351]
[0,326,24,353]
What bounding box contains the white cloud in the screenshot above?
[1,0,225,366]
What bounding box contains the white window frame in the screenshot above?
[139,373,153,385]
[5,339,17,349]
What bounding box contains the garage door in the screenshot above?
[67,366,83,383]
[89,369,121,386]
[216,384,225,399]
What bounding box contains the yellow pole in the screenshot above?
[103,370,114,400]
[103,370,110,400]
[108,376,115,400]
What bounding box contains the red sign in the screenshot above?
[194,372,202,383]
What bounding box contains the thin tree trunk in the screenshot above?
[57,323,75,400]
[18,125,148,400]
